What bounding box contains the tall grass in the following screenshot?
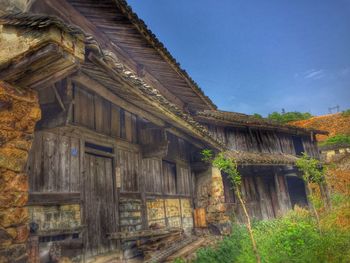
[194,204,350,263]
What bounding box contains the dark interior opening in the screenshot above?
[292,136,304,156]
[85,142,113,153]
[286,176,308,208]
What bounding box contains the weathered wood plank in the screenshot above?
[27,192,80,205]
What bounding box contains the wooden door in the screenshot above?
[83,153,116,257]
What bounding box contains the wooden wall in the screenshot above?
[223,166,293,221]
[73,84,138,144]
[206,124,319,157]
[27,76,199,261]
[142,158,163,194]
[117,148,140,193]
[27,131,81,193]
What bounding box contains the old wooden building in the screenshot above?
[193,110,325,221]
[0,1,325,262]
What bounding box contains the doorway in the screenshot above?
[83,152,116,257]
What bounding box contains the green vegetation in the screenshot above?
[341,109,350,117]
[201,150,261,263]
[296,153,327,229]
[252,113,263,119]
[319,134,350,147]
[267,111,312,124]
[194,206,350,263]
[296,153,325,185]
[181,153,350,263]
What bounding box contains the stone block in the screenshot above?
[165,199,181,217]
[28,205,81,232]
[0,207,28,228]
[0,244,27,262]
[147,199,165,221]
[0,190,28,208]
[0,148,28,172]
[0,170,28,193]
[0,228,13,248]
[13,225,29,244]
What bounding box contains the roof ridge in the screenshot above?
[114,0,217,110]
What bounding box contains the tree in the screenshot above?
[252,113,263,119]
[267,111,312,124]
[201,150,261,263]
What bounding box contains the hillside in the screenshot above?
[290,113,350,141]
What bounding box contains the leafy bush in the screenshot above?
[252,113,263,119]
[193,207,350,263]
[319,134,350,147]
[267,111,312,124]
[196,225,248,263]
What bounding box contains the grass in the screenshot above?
[188,195,350,263]
[319,134,350,147]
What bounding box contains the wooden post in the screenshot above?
[139,155,149,230]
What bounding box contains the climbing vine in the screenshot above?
[201,149,261,263]
[296,152,328,231]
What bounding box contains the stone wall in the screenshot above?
[0,81,40,262]
[119,198,142,232]
[195,166,230,233]
[146,198,194,231]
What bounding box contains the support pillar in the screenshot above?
[0,81,41,262]
[195,166,230,234]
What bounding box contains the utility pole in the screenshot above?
[328,105,340,114]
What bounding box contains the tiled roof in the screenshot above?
[195,110,327,135]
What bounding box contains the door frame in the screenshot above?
[81,140,119,257]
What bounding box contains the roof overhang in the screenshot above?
[0,12,224,150]
[225,151,299,166]
[0,13,85,89]
[195,110,328,136]
[82,49,224,150]
[29,0,217,111]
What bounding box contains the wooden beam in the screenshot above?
[52,85,66,111]
[142,141,169,159]
[28,192,80,205]
[107,227,182,241]
[0,43,80,89]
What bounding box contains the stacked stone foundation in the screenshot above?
[195,166,230,234]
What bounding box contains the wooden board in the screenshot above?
[73,85,137,142]
[83,153,116,257]
[117,148,140,192]
[27,131,81,193]
[162,161,177,195]
[143,158,162,194]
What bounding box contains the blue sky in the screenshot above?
[127,0,350,116]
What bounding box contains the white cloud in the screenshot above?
[304,69,325,80]
[296,67,350,81]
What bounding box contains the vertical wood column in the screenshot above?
[273,168,292,215]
